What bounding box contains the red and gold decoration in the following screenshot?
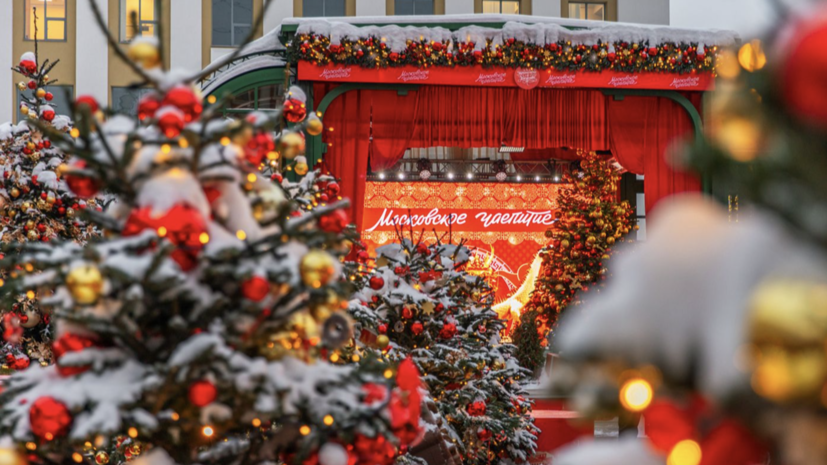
[522,151,635,333]
[288,33,719,76]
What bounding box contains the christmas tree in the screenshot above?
[519,151,635,359]
[0,7,423,465]
[348,235,537,465]
[0,46,99,373]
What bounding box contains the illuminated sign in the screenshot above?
[361,182,563,313]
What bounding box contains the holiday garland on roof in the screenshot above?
[347,235,537,465]
[287,21,731,74]
[0,47,102,374]
[0,4,425,465]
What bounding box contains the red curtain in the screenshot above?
[370,90,421,171]
[317,84,372,229]
[607,94,702,212]
[408,87,608,150]
[317,83,702,228]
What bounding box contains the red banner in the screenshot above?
[361,182,562,304]
[299,61,714,91]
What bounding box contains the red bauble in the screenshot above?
[241,275,270,302]
[188,380,218,407]
[467,401,486,416]
[52,333,97,377]
[318,209,349,233]
[27,80,37,90]
[162,86,203,122]
[648,47,658,56]
[369,276,385,290]
[644,398,702,453]
[439,322,457,339]
[245,132,275,166]
[137,93,162,120]
[44,92,53,101]
[401,307,413,319]
[8,355,30,370]
[411,321,423,335]
[416,243,429,255]
[19,54,37,75]
[271,173,283,183]
[75,95,99,114]
[41,108,55,122]
[356,250,369,263]
[326,182,340,196]
[477,429,493,442]
[607,52,616,62]
[64,161,101,199]
[353,434,396,465]
[363,383,388,405]
[780,9,827,130]
[282,98,307,123]
[156,106,186,138]
[122,203,207,271]
[29,397,72,441]
[377,323,387,334]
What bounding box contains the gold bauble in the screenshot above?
[279,132,305,160]
[25,220,34,229]
[0,447,26,465]
[66,207,75,218]
[19,308,41,329]
[232,127,254,147]
[26,230,39,241]
[306,115,324,136]
[376,334,390,349]
[21,202,31,211]
[66,264,104,305]
[606,237,616,245]
[127,40,161,69]
[9,188,20,198]
[17,82,26,91]
[94,452,110,465]
[288,310,320,340]
[747,279,827,403]
[294,162,309,176]
[300,250,336,289]
[35,88,46,99]
[55,163,68,178]
[560,239,570,248]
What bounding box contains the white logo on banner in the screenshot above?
[670,76,701,89]
[608,75,639,87]
[398,70,430,82]
[475,72,507,84]
[319,68,352,80]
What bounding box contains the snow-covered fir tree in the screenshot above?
[348,236,537,465]
[0,11,424,465]
[0,49,100,373]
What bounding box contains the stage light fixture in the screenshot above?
[417,158,432,181]
[378,172,386,180]
[493,159,507,182]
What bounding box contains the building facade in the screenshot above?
[1,0,671,123]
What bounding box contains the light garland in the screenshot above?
[288,34,718,74]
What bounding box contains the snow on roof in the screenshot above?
[283,14,739,51]
[202,54,285,94]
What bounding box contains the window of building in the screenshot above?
[219,83,285,116]
[17,85,73,122]
[112,87,156,116]
[395,0,434,15]
[212,0,253,47]
[482,0,520,14]
[303,0,346,17]
[568,2,606,20]
[120,0,160,42]
[24,0,67,41]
